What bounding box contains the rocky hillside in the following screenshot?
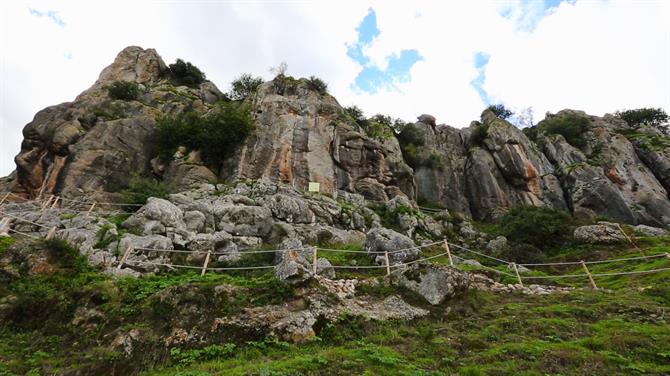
[3,46,670,227]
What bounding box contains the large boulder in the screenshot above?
[273,238,334,283]
[391,263,470,305]
[573,224,627,244]
[364,228,419,264]
[216,205,273,237]
[122,198,185,235]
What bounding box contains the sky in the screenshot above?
[1,0,669,176]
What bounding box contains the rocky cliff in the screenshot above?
[4,46,670,226]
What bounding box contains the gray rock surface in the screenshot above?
[573,225,627,244]
[364,227,419,264]
[391,263,470,305]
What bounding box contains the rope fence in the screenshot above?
[2,192,670,290]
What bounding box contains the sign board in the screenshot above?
[308,182,320,192]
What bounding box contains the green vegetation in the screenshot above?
[497,206,573,253]
[228,73,264,100]
[92,100,132,121]
[153,101,254,166]
[620,130,670,152]
[485,104,513,120]
[168,59,206,87]
[615,107,668,130]
[305,76,328,95]
[107,80,140,101]
[537,112,590,149]
[121,174,171,209]
[469,122,490,147]
[0,236,14,254]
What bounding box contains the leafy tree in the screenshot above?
[168,59,206,87]
[229,74,264,100]
[615,108,668,130]
[153,102,254,166]
[107,81,139,101]
[486,104,513,120]
[344,106,367,127]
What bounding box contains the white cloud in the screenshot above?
[1,0,668,176]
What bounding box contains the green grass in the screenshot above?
[143,289,670,376]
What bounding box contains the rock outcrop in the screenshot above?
[3,46,670,227]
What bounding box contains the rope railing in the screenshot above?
[2,194,670,289]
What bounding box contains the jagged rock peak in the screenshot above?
[96,46,166,85]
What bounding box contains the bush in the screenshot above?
[538,113,590,149]
[168,59,206,87]
[107,81,140,101]
[153,102,254,166]
[305,76,328,95]
[470,123,490,147]
[500,242,547,264]
[486,104,513,120]
[496,206,573,252]
[615,108,668,130]
[229,74,264,100]
[398,124,425,146]
[271,74,299,96]
[121,175,171,209]
[344,106,366,127]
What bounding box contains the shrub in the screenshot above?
[229,74,264,100]
[121,175,171,209]
[305,76,328,95]
[522,126,538,142]
[500,242,547,264]
[496,206,573,252]
[168,59,206,87]
[344,106,366,127]
[107,81,140,101]
[470,123,490,147]
[538,113,590,149]
[398,124,425,146]
[153,102,254,166]
[271,74,299,96]
[486,104,513,120]
[615,108,668,130]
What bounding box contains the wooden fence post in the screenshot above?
[117,245,134,270]
[0,192,10,207]
[45,226,57,240]
[86,202,97,217]
[511,263,523,287]
[443,239,454,267]
[616,223,639,250]
[384,251,391,276]
[201,250,212,276]
[41,195,53,211]
[581,260,598,289]
[312,248,318,275]
[50,196,60,209]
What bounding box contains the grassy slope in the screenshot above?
[144,236,670,376]
[0,235,669,376]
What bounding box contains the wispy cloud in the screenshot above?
[29,8,66,28]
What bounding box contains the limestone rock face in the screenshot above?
[10,46,224,201]
[364,227,419,264]
[464,111,566,220]
[542,111,670,226]
[220,81,415,200]
[574,224,627,244]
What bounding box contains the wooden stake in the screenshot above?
[616,223,639,250]
[201,250,212,276]
[384,251,391,276]
[312,248,318,275]
[117,245,134,270]
[443,239,454,267]
[86,202,97,216]
[50,196,60,209]
[41,195,53,211]
[0,192,10,207]
[581,260,598,289]
[511,263,523,287]
[45,226,57,240]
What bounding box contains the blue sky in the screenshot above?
[347,9,422,94]
[0,0,668,176]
